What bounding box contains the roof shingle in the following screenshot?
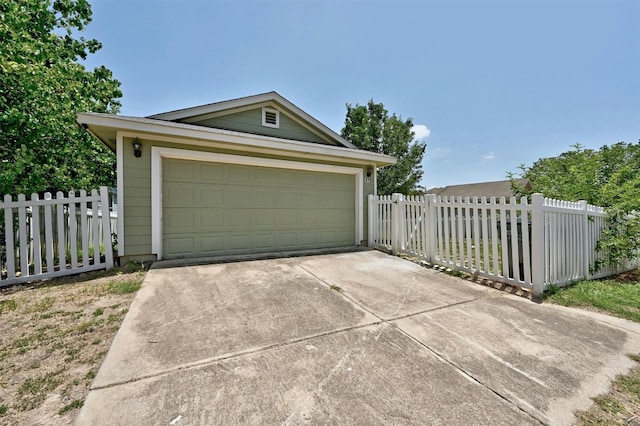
[425,178,531,199]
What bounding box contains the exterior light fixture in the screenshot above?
[366,166,374,177]
[132,139,142,158]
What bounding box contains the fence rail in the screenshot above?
[1,187,114,287]
[369,193,638,297]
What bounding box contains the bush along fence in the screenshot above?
[0,187,115,287]
[369,193,639,298]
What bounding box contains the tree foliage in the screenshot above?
[510,142,640,268]
[0,0,122,196]
[341,100,426,195]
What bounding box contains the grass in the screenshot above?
[0,263,147,424]
[108,280,142,294]
[545,271,640,323]
[58,399,83,415]
[0,299,18,314]
[545,269,640,424]
[17,370,66,411]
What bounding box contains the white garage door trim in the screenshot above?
[151,146,363,260]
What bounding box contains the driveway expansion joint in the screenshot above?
[90,319,384,392]
[390,322,549,425]
[297,262,548,425]
[383,296,487,322]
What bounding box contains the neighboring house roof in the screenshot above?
[425,178,532,199]
[148,91,356,149]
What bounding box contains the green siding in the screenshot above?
[121,137,374,257]
[191,108,335,145]
[122,140,152,256]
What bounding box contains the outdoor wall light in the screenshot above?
[366,166,374,178]
[132,140,142,158]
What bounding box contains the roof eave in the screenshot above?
[77,113,396,167]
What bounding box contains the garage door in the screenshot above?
[162,158,356,259]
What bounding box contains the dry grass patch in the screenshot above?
[575,354,640,425]
[0,264,147,425]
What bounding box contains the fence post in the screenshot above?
[100,187,114,269]
[578,200,589,280]
[399,194,406,252]
[368,194,375,248]
[530,193,545,299]
[427,194,437,263]
[391,193,401,255]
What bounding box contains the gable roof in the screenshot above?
[426,178,532,199]
[147,91,356,149]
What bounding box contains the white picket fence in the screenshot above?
[369,193,638,297]
[1,187,115,287]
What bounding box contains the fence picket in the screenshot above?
[437,202,443,262]
[17,194,29,276]
[91,189,100,266]
[56,192,66,270]
[44,193,55,273]
[443,202,451,265]
[31,193,42,276]
[480,199,489,275]
[464,198,472,270]
[520,197,531,286]
[79,191,89,267]
[487,198,499,277]
[456,198,464,268]
[450,200,457,266]
[509,199,521,282]
[472,199,482,273]
[68,192,78,270]
[549,211,555,283]
[4,194,16,280]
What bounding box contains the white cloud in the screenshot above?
[412,124,431,141]
[482,152,496,160]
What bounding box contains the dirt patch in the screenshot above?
[0,265,147,425]
[614,269,640,283]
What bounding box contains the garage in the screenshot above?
[78,91,396,263]
[161,157,356,259]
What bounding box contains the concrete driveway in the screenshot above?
[76,250,640,425]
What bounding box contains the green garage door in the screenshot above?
[162,158,356,259]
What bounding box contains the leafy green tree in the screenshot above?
[0,0,122,196]
[341,100,426,195]
[509,144,601,203]
[510,141,640,267]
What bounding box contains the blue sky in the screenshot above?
[82,0,640,190]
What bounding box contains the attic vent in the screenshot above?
[262,107,280,128]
